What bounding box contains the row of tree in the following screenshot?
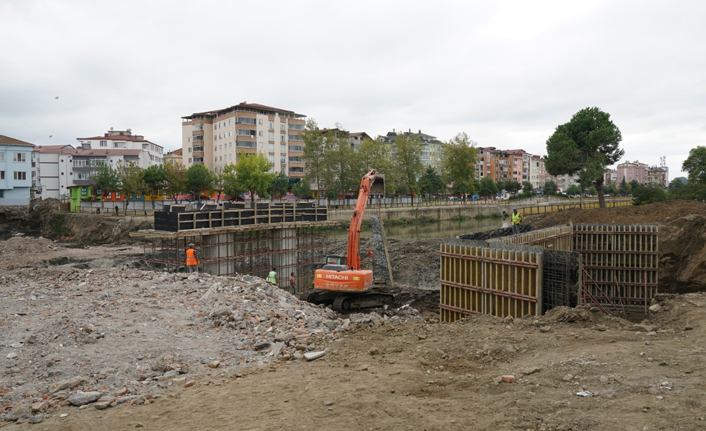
[91,153,301,209]
[300,120,481,204]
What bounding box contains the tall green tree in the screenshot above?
[391,133,423,205]
[143,164,167,208]
[618,178,631,195]
[321,129,360,199]
[418,166,445,198]
[164,160,188,200]
[92,163,120,208]
[545,107,624,208]
[187,164,214,202]
[269,172,289,198]
[357,137,392,177]
[543,180,558,195]
[478,176,499,198]
[234,153,275,205]
[292,178,312,199]
[505,180,522,194]
[682,146,706,184]
[566,184,582,196]
[441,132,477,198]
[222,163,242,199]
[522,181,534,193]
[300,119,327,195]
[669,177,687,190]
[116,161,147,212]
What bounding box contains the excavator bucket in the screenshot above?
[370,173,385,195]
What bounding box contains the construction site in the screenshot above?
[2,199,706,430]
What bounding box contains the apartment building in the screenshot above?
[379,129,443,170]
[527,155,546,190]
[0,134,34,206]
[76,129,163,168]
[616,161,648,185]
[164,148,183,165]
[33,144,141,199]
[181,102,307,178]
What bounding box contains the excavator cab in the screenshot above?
[323,255,348,271]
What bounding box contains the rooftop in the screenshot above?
[0,134,35,147]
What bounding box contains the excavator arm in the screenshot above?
[346,169,385,270]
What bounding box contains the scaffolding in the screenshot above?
[132,202,337,290]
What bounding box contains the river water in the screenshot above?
[332,217,507,240]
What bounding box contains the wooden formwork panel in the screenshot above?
[439,242,543,322]
[490,224,573,251]
[573,224,658,309]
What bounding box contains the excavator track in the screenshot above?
[331,292,394,311]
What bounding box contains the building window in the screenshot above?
[14,171,27,180]
[280,144,286,153]
[0,153,4,162]
[258,119,263,125]
[100,140,107,147]
[269,122,274,130]
[280,123,285,131]
[280,135,285,142]
[0,171,4,180]
[81,188,88,196]
[268,143,274,152]
[15,153,26,162]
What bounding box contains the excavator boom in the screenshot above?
[309,169,392,311]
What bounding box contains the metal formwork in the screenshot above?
[440,240,544,322]
[442,223,659,321]
[573,224,659,313]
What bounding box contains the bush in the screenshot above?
[632,185,668,205]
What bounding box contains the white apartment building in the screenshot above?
[33,144,141,199]
[76,129,163,168]
[181,102,307,178]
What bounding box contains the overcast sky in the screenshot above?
[2,0,705,178]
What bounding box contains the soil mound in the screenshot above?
[528,200,706,293]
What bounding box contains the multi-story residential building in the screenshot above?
[348,132,372,151]
[33,144,141,199]
[615,161,648,185]
[181,102,307,178]
[647,165,669,187]
[528,155,546,190]
[76,129,163,168]
[0,134,34,206]
[379,129,443,170]
[164,148,183,165]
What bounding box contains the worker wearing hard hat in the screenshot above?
[511,208,523,235]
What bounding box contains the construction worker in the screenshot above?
[511,208,524,235]
[186,243,199,273]
[289,272,296,295]
[268,267,278,287]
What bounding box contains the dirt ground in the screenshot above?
[3,201,706,430]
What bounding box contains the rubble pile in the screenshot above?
[0,263,421,423]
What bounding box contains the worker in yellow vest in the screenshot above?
[186,243,199,273]
[267,267,278,287]
[511,208,523,235]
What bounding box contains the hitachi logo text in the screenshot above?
[325,274,349,280]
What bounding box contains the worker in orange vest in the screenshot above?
[186,243,199,273]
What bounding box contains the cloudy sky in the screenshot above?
[2,0,704,178]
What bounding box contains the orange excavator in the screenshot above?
[307,169,394,311]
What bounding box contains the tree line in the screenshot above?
[90,153,290,209]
